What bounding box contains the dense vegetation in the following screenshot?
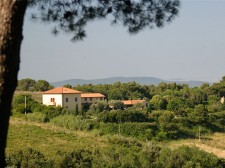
[14,76,225,140]
[6,118,225,167]
[9,76,225,166]
[16,78,53,91]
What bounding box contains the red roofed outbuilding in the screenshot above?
[81,93,106,104]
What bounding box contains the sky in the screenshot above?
[19,0,225,83]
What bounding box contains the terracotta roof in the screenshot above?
[43,87,81,94]
[81,93,105,98]
[122,100,146,105]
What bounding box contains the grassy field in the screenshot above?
[7,117,109,162]
[6,117,225,162]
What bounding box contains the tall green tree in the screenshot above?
[0,0,180,165]
[188,104,209,125]
[34,80,54,91]
[150,95,168,110]
[17,78,36,91]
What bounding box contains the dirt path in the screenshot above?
[195,143,225,159]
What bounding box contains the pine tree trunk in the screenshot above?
[0,1,27,166]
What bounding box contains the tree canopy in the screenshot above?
[28,0,180,41]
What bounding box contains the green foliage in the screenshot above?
[17,79,54,92]
[34,80,54,91]
[17,78,36,91]
[12,75,225,142]
[107,135,142,148]
[208,103,225,113]
[7,117,225,168]
[157,146,225,168]
[59,149,93,168]
[108,100,124,110]
[150,95,168,110]
[26,112,48,123]
[188,104,209,125]
[31,0,180,41]
[42,106,63,121]
[12,94,40,114]
[166,97,185,113]
[63,84,72,88]
[6,148,54,168]
[97,122,157,140]
[98,110,148,123]
[158,111,179,139]
[50,115,92,131]
[89,100,109,114]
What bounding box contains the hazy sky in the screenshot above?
[19,1,225,83]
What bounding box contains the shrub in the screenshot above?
[43,106,63,121]
[107,135,142,148]
[50,115,92,131]
[98,109,149,123]
[6,148,54,168]
[26,112,48,123]
[59,149,93,168]
[98,122,157,140]
[156,146,225,168]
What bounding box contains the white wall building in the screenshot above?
[42,87,82,111]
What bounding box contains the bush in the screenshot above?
[98,122,157,140]
[6,148,54,168]
[98,109,149,123]
[12,94,41,114]
[156,146,225,168]
[107,135,142,148]
[43,106,63,121]
[50,114,92,131]
[26,112,48,123]
[59,149,93,168]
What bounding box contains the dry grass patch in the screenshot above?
[164,133,225,159]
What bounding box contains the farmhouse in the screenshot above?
[42,87,82,111]
[81,93,106,104]
[42,87,106,111]
[122,100,148,109]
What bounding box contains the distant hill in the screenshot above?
[51,77,208,88]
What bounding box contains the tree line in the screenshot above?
[13,76,225,141]
[6,145,225,168]
[16,78,53,92]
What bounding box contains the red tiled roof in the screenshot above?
[43,87,81,94]
[81,93,105,98]
[122,100,146,105]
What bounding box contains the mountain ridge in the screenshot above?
[51,77,208,88]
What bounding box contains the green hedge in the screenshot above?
[50,114,92,131]
[98,110,149,123]
[97,122,157,140]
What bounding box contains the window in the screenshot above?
[75,104,78,112]
[90,97,92,101]
[100,97,103,100]
[85,98,87,101]
[66,98,68,102]
[66,106,68,109]
[75,97,78,102]
[50,98,55,102]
